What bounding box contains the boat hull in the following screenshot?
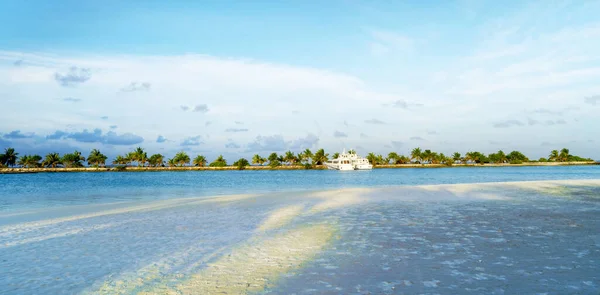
[325,163,372,170]
[325,163,354,171]
[354,164,373,170]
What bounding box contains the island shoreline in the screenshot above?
[1,161,597,174]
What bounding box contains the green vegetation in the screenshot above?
[113,155,128,166]
[125,147,148,167]
[252,154,267,166]
[546,148,590,162]
[267,152,280,168]
[42,153,61,168]
[193,155,207,167]
[87,149,108,167]
[312,149,328,165]
[148,154,164,167]
[209,155,227,167]
[172,151,191,167]
[233,158,250,170]
[0,146,594,170]
[0,148,19,167]
[17,154,42,168]
[61,151,85,168]
[284,151,297,166]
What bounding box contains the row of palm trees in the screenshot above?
[0,146,592,168]
[0,148,94,168]
[547,149,576,162]
[371,148,585,165]
[251,149,329,167]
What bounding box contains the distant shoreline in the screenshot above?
[1,161,597,174]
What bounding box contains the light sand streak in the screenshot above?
[1,220,129,248]
[307,188,371,213]
[0,194,258,237]
[136,224,335,294]
[257,205,305,232]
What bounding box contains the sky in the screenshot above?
[1,0,599,162]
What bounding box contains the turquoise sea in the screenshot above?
[1,166,599,294]
[1,166,600,211]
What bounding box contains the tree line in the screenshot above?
[0,146,593,169]
[379,148,589,165]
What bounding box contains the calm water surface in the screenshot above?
[1,166,599,211]
[1,168,599,294]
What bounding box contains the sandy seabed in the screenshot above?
[1,179,599,294]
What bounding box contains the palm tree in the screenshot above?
[366,152,377,166]
[29,155,42,167]
[491,150,507,163]
[267,153,279,166]
[18,155,29,168]
[233,158,250,170]
[303,149,313,164]
[133,147,146,166]
[139,152,148,167]
[62,151,85,168]
[284,151,297,165]
[465,151,488,164]
[453,152,462,164]
[296,152,308,165]
[125,152,136,166]
[277,154,285,163]
[411,148,422,164]
[174,151,191,166]
[167,158,176,167]
[1,148,18,167]
[148,154,164,167]
[388,152,399,164]
[17,155,29,167]
[312,149,329,165]
[42,152,62,168]
[549,150,559,162]
[464,152,476,164]
[507,151,528,163]
[442,154,453,166]
[498,150,508,163]
[112,155,127,166]
[332,152,340,159]
[559,148,570,162]
[252,154,266,166]
[17,155,41,168]
[421,149,433,164]
[396,155,410,164]
[127,151,137,165]
[87,149,108,167]
[193,155,207,167]
[209,155,227,167]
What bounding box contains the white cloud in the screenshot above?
[0,51,405,156]
[0,1,599,160]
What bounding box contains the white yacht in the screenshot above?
[325,149,373,171]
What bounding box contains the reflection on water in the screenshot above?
[1,179,599,294]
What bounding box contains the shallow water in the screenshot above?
[1,166,599,211]
[1,179,599,294]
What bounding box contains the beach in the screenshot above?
[1,179,599,294]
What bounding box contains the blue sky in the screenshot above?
[1,0,599,161]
